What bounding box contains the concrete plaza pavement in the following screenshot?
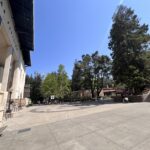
[1,102,150,150]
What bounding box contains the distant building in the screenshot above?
[99,88,116,97]
[71,88,125,99]
[0,0,34,126]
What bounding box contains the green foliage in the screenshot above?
[57,65,71,99]
[142,51,150,86]
[41,65,71,99]
[109,5,150,94]
[25,73,44,104]
[91,52,112,97]
[71,51,112,98]
[71,60,83,91]
[41,72,58,97]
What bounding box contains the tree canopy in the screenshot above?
[109,5,150,94]
[72,51,111,98]
[41,65,71,99]
[25,73,43,104]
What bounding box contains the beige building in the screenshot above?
[0,0,33,127]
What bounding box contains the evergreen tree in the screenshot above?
[109,5,150,94]
[26,73,44,104]
[71,61,83,91]
[57,64,71,99]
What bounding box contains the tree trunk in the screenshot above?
[91,89,95,98]
[96,88,102,98]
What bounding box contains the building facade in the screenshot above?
[0,0,33,126]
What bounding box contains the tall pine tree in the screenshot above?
[109,5,150,94]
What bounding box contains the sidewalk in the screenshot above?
[1,102,150,150]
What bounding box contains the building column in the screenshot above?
[0,66,4,90]
[1,47,13,92]
[0,47,12,127]
[19,68,26,99]
[21,71,26,98]
[11,61,21,100]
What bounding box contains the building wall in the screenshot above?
[0,0,26,126]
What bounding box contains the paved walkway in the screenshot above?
[1,102,150,150]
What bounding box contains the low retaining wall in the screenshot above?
[13,98,30,106]
[128,95,143,102]
[112,95,144,103]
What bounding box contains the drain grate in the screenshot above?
[18,128,31,134]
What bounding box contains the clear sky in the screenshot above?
[27,0,150,78]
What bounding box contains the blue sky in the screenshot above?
[27,0,150,78]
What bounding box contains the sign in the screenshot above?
[51,95,55,100]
